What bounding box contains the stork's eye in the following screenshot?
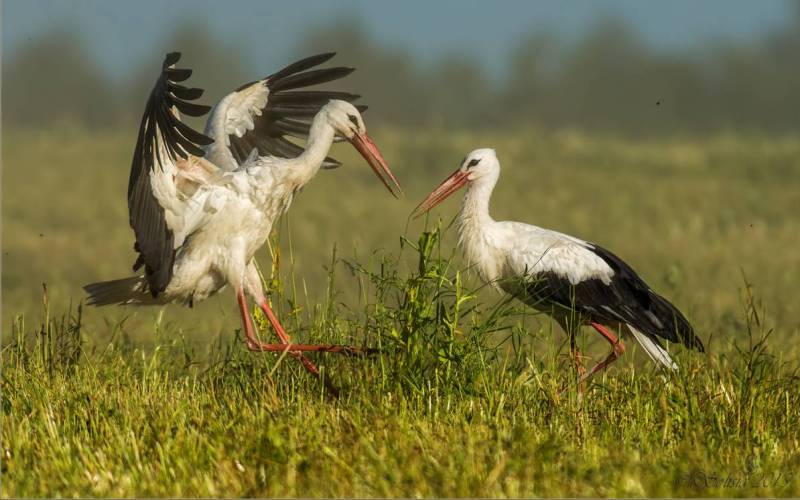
[467,158,481,168]
[347,114,359,127]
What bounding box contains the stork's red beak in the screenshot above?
[349,132,402,198]
[412,168,469,219]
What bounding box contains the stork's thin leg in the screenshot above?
[579,322,626,383]
[252,300,376,355]
[554,324,588,398]
[237,288,321,375]
[237,288,340,397]
[569,332,587,395]
[569,332,586,378]
[241,262,374,355]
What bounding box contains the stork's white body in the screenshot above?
[156,160,294,306]
[110,105,338,308]
[150,118,334,306]
[456,159,613,297]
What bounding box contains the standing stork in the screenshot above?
[413,149,703,388]
[84,52,401,387]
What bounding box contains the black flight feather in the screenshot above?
[268,67,356,92]
[268,90,361,106]
[522,243,703,352]
[168,83,204,101]
[127,52,213,296]
[226,53,362,167]
[266,52,337,82]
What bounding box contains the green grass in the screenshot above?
[3,228,799,497]
[2,126,800,496]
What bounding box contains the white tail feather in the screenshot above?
[627,324,678,371]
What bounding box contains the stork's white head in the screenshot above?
[412,148,499,218]
[460,148,499,182]
[320,100,402,197]
[322,100,366,139]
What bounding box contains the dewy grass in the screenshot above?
[2,225,799,497]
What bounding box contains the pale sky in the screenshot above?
[3,0,794,79]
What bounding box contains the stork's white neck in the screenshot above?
[458,173,497,233]
[284,113,336,187]
[457,172,502,285]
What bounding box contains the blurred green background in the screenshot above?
[2,0,799,353]
[5,0,800,133]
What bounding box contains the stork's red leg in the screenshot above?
[237,288,379,397]
[253,300,375,355]
[256,299,291,344]
[579,322,626,383]
[569,332,586,377]
[569,332,587,394]
[236,288,323,379]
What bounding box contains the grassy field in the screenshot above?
[2,126,800,496]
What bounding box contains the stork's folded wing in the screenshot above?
[128,52,214,297]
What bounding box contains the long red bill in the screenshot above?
[412,168,469,219]
[349,132,403,198]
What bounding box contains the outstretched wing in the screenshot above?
[203,52,365,170]
[128,52,214,296]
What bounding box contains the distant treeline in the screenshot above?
[4,10,800,135]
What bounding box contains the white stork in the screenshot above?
[413,148,704,388]
[84,52,401,387]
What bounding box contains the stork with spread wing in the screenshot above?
[84,52,401,388]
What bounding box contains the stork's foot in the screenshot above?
[559,322,627,395]
[557,351,588,398]
[573,351,588,379]
[238,289,341,395]
[579,335,626,384]
[557,335,588,397]
[245,341,379,356]
[246,340,341,398]
[240,292,378,398]
[574,351,587,397]
[244,339,378,399]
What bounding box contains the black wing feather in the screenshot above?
[127,52,213,296]
[268,67,356,92]
[269,90,360,106]
[227,53,360,166]
[165,67,192,82]
[271,117,313,138]
[169,84,205,100]
[170,98,213,117]
[265,52,336,82]
[524,243,704,352]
